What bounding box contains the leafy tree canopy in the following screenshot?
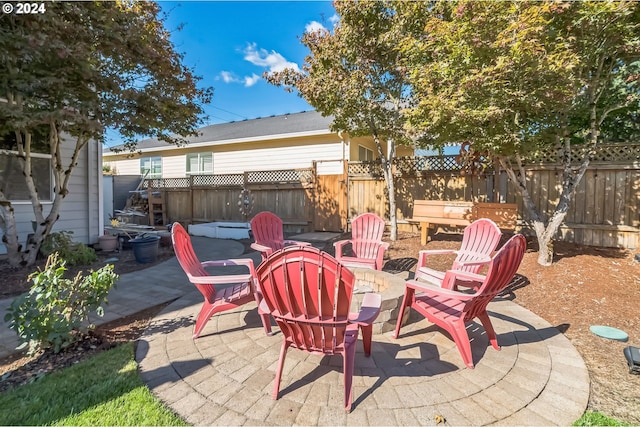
[0,1,213,149]
[269,0,425,146]
[0,1,212,267]
[399,1,640,156]
[268,0,436,240]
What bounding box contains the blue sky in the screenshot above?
[105,1,337,147]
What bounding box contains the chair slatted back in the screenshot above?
[452,218,502,274]
[257,246,355,355]
[171,222,215,300]
[251,211,286,251]
[351,213,386,260]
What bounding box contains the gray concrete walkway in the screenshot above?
[0,236,252,359]
[0,236,590,425]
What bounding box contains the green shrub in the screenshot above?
[4,253,119,355]
[574,411,629,426]
[40,230,97,265]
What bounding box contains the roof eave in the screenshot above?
[104,128,337,156]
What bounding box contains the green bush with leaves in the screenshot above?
[40,230,97,265]
[4,253,119,355]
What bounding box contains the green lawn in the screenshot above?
[0,343,187,426]
[574,411,631,426]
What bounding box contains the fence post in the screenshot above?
[189,175,194,226]
[344,159,349,232]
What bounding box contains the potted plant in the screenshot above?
[98,231,118,252]
[129,233,161,263]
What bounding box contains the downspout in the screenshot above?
[338,130,350,232]
[97,139,104,238]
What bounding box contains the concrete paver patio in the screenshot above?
[136,286,589,426]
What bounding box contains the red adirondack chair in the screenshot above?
[415,218,502,289]
[394,233,526,369]
[171,222,272,339]
[334,213,389,270]
[256,246,381,412]
[250,211,310,262]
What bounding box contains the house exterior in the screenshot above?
[103,111,414,178]
[0,136,103,255]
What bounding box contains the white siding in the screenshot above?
[214,142,343,174]
[161,155,186,178]
[105,140,346,178]
[107,156,185,178]
[107,158,140,176]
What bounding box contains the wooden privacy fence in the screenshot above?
[348,143,640,249]
[139,143,639,249]
[143,168,316,233]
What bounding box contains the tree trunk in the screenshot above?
[499,143,590,267]
[370,127,397,241]
[0,198,24,267]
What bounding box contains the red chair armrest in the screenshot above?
[417,249,457,268]
[333,240,350,249]
[193,258,256,284]
[333,240,351,258]
[440,269,485,291]
[201,258,255,271]
[405,279,474,300]
[442,269,485,283]
[251,242,273,254]
[348,293,381,325]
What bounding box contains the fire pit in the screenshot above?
[349,267,410,335]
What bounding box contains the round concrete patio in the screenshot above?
[135,289,589,426]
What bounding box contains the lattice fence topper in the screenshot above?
[348,161,385,177]
[350,143,640,177]
[524,143,640,164]
[238,187,254,220]
[395,156,462,174]
[246,168,314,184]
[143,177,189,188]
[191,174,244,187]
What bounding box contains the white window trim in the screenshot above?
[185,152,214,176]
[140,156,162,179]
[358,145,374,161]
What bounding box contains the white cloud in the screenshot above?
[243,43,300,73]
[244,73,260,87]
[329,14,339,26]
[305,20,326,34]
[219,71,240,83]
[219,70,261,87]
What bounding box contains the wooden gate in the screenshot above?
[314,169,347,232]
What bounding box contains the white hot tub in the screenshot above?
[188,222,251,240]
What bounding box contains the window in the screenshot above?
[140,156,162,178]
[0,128,52,201]
[358,145,374,161]
[0,152,52,201]
[186,152,213,175]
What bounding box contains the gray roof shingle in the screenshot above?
[107,110,335,152]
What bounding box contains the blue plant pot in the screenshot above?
[129,235,160,263]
